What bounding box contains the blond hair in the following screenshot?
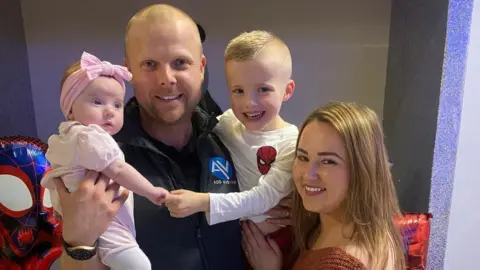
[224,30,292,79]
[292,101,406,269]
[224,30,276,61]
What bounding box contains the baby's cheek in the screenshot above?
[81,118,98,125]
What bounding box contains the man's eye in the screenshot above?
[175,59,186,66]
[143,60,157,70]
[232,89,244,94]
[173,59,187,69]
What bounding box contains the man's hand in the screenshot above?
[265,194,293,227]
[55,171,129,246]
[164,189,210,218]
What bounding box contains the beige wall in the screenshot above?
[21,0,392,141]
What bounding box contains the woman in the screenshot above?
[242,102,406,269]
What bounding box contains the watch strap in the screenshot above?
[62,237,98,261]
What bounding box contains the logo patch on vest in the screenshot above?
[209,157,234,183]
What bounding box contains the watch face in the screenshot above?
[68,248,96,261]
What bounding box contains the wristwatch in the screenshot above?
[62,237,98,260]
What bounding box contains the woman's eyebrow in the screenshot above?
[297,148,308,154]
[297,148,344,161]
[317,151,344,161]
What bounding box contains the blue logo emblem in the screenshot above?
[209,157,233,180]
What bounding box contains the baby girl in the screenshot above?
[41,51,167,269]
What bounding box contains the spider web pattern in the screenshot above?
[0,136,51,257]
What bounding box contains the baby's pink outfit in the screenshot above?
[41,121,150,269]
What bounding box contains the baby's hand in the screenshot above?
[147,187,169,206]
[164,189,210,218]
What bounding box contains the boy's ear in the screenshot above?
[283,80,295,102]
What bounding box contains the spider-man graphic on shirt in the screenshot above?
[256,146,277,175]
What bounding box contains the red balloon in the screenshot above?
[395,212,433,269]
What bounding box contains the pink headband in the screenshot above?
[60,51,132,118]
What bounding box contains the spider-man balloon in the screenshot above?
[0,136,61,270]
[256,146,277,175]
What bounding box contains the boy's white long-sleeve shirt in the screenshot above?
[208,109,298,225]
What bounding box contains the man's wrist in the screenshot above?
[62,234,97,247]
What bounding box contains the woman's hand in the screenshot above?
[55,170,129,246]
[265,194,293,226]
[242,220,282,270]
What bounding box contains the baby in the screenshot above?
[41,51,168,270]
[165,30,298,245]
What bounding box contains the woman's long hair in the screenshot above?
[292,101,406,269]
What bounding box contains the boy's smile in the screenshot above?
[244,111,265,120]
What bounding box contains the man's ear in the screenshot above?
[200,55,207,81]
[283,80,295,102]
[124,58,130,71]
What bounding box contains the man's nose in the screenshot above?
[157,65,177,86]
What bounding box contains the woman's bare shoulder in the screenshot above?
[343,244,397,270]
[343,244,371,269]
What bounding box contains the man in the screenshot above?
[54,4,291,270]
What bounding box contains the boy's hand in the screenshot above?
[164,189,210,218]
[147,187,169,206]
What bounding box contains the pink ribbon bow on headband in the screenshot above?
[60,51,132,118]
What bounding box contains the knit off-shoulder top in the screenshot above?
[291,247,367,270]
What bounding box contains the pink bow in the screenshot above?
[60,51,132,118]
